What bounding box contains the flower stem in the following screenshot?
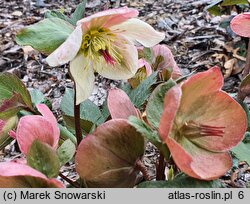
[156,153,166,180]
[242,39,250,78]
[59,173,80,188]
[135,160,151,181]
[74,83,83,146]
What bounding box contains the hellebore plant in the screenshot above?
[1,1,249,188]
[159,67,247,180]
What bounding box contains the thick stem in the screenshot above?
[59,173,80,188]
[242,39,250,78]
[156,153,166,180]
[74,83,83,146]
[136,160,151,181]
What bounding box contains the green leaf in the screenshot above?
[57,139,76,166]
[129,71,158,110]
[221,0,248,6]
[27,140,60,178]
[29,89,45,106]
[231,142,250,165]
[129,116,170,159]
[240,102,250,130]
[205,0,223,16]
[0,73,32,107]
[45,10,74,25]
[0,116,17,150]
[16,17,74,54]
[0,73,33,119]
[71,0,87,25]
[146,79,176,128]
[61,88,105,125]
[137,174,224,188]
[63,115,94,135]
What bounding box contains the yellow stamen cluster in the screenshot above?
[81,28,123,64]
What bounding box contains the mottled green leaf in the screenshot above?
[45,10,74,25]
[16,17,74,54]
[57,139,76,166]
[71,0,87,25]
[129,72,158,110]
[29,89,45,106]
[129,116,170,159]
[231,142,250,165]
[61,88,105,125]
[63,115,94,135]
[27,140,60,178]
[146,79,176,128]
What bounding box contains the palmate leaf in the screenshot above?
[61,88,105,125]
[221,0,248,6]
[16,17,74,54]
[146,79,176,128]
[128,71,158,110]
[231,142,250,165]
[0,73,34,120]
[45,0,87,26]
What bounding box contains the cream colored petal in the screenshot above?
[70,53,95,105]
[96,37,138,80]
[111,18,165,47]
[46,25,82,67]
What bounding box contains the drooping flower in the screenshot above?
[159,67,247,180]
[108,88,139,119]
[129,44,181,88]
[231,13,250,38]
[46,7,165,104]
[16,104,59,155]
[152,44,181,80]
[0,161,64,188]
[75,119,145,187]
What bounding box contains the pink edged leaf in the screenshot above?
[166,137,232,180]
[231,13,250,38]
[27,140,60,178]
[152,44,182,79]
[108,88,138,119]
[0,162,64,188]
[76,119,145,187]
[159,85,182,141]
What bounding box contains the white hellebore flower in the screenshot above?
[46,7,165,104]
